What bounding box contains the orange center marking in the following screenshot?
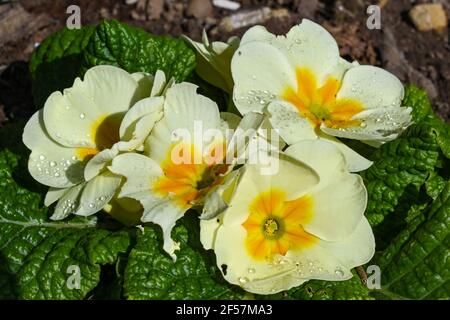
[153,142,228,208]
[242,189,317,261]
[283,68,363,129]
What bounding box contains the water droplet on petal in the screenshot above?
[335,268,345,277]
[39,155,46,160]
[248,268,255,274]
[79,113,85,119]
[238,277,249,284]
[50,161,57,167]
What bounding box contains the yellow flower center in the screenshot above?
[76,114,122,162]
[263,218,280,237]
[153,142,228,208]
[242,189,317,261]
[283,68,363,129]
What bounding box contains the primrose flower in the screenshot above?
[200,140,375,294]
[185,31,240,94]
[231,19,412,171]
[23,65,163,220]
[110,82,253,259]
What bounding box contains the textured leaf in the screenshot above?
[82,20,196,82]
[403,85,450,158]
[361,124,441,226]
[29,26,95,108]
[0,141,131,299]
[257,274,372,300]
[372,181,450,299]
[123,212,244,300]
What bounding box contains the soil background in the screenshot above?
[0,0,449,125]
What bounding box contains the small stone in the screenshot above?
[219,7,272,32]
[147,0,164,20]
[187,0,213,20]
[409,4,447,32]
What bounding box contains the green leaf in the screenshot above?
[361,124,441,226]
[29,26,95,108]
[123,212,244,300]
[0,144,131,299]
[403,85,450,158]
[82,20,196,82]
[257,274,372,300]
[372,180,450,299]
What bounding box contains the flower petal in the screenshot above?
[43,65,139,148]
[119,96,164,139]
[285,140,367,241]
[84,148,119,181]
[201,170,239,219]
[23,111,85,188]
[321,106,412,142]
[222,154,319,226]
[141,199,185,260]
[337,65,404,110]
[240,20,341,84]
[280,217,374,282]
[51,184,84,220]
[110,153,183,259]
[131,71,154,99]
[74,171,122,216]
[267,100,317,145]
[212,222,305,294]
[44,187,69,207]
[285,140,347,184]
[150,70,167,97]
[306,173,367,241]
[110,153,162,196]
[240,25,275,45]
[281,19,340,83]
[200,213,223,250]
[145,83,222,163]
[117,111,163,152]
[232,41,296,114]
[317,134,373,172]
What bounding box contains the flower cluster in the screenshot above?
[23,19,412,294]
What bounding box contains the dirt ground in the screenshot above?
[0,0,449,125]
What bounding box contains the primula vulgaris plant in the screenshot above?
[1,19,448,300]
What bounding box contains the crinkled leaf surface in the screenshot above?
[123,213,245,300]
[0,125,131,299]
[82,20,196,82]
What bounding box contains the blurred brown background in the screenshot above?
[0,0,449,126]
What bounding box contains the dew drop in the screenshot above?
[50,161,57,167]
[335,268,344,277]
[238,277,249,284]
[79,113,86,119]
[39,155,46,161]
[89,203,95,208]
[248,268,255,274]
[54,172,60,177]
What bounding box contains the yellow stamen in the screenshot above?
[242,189,317,261]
